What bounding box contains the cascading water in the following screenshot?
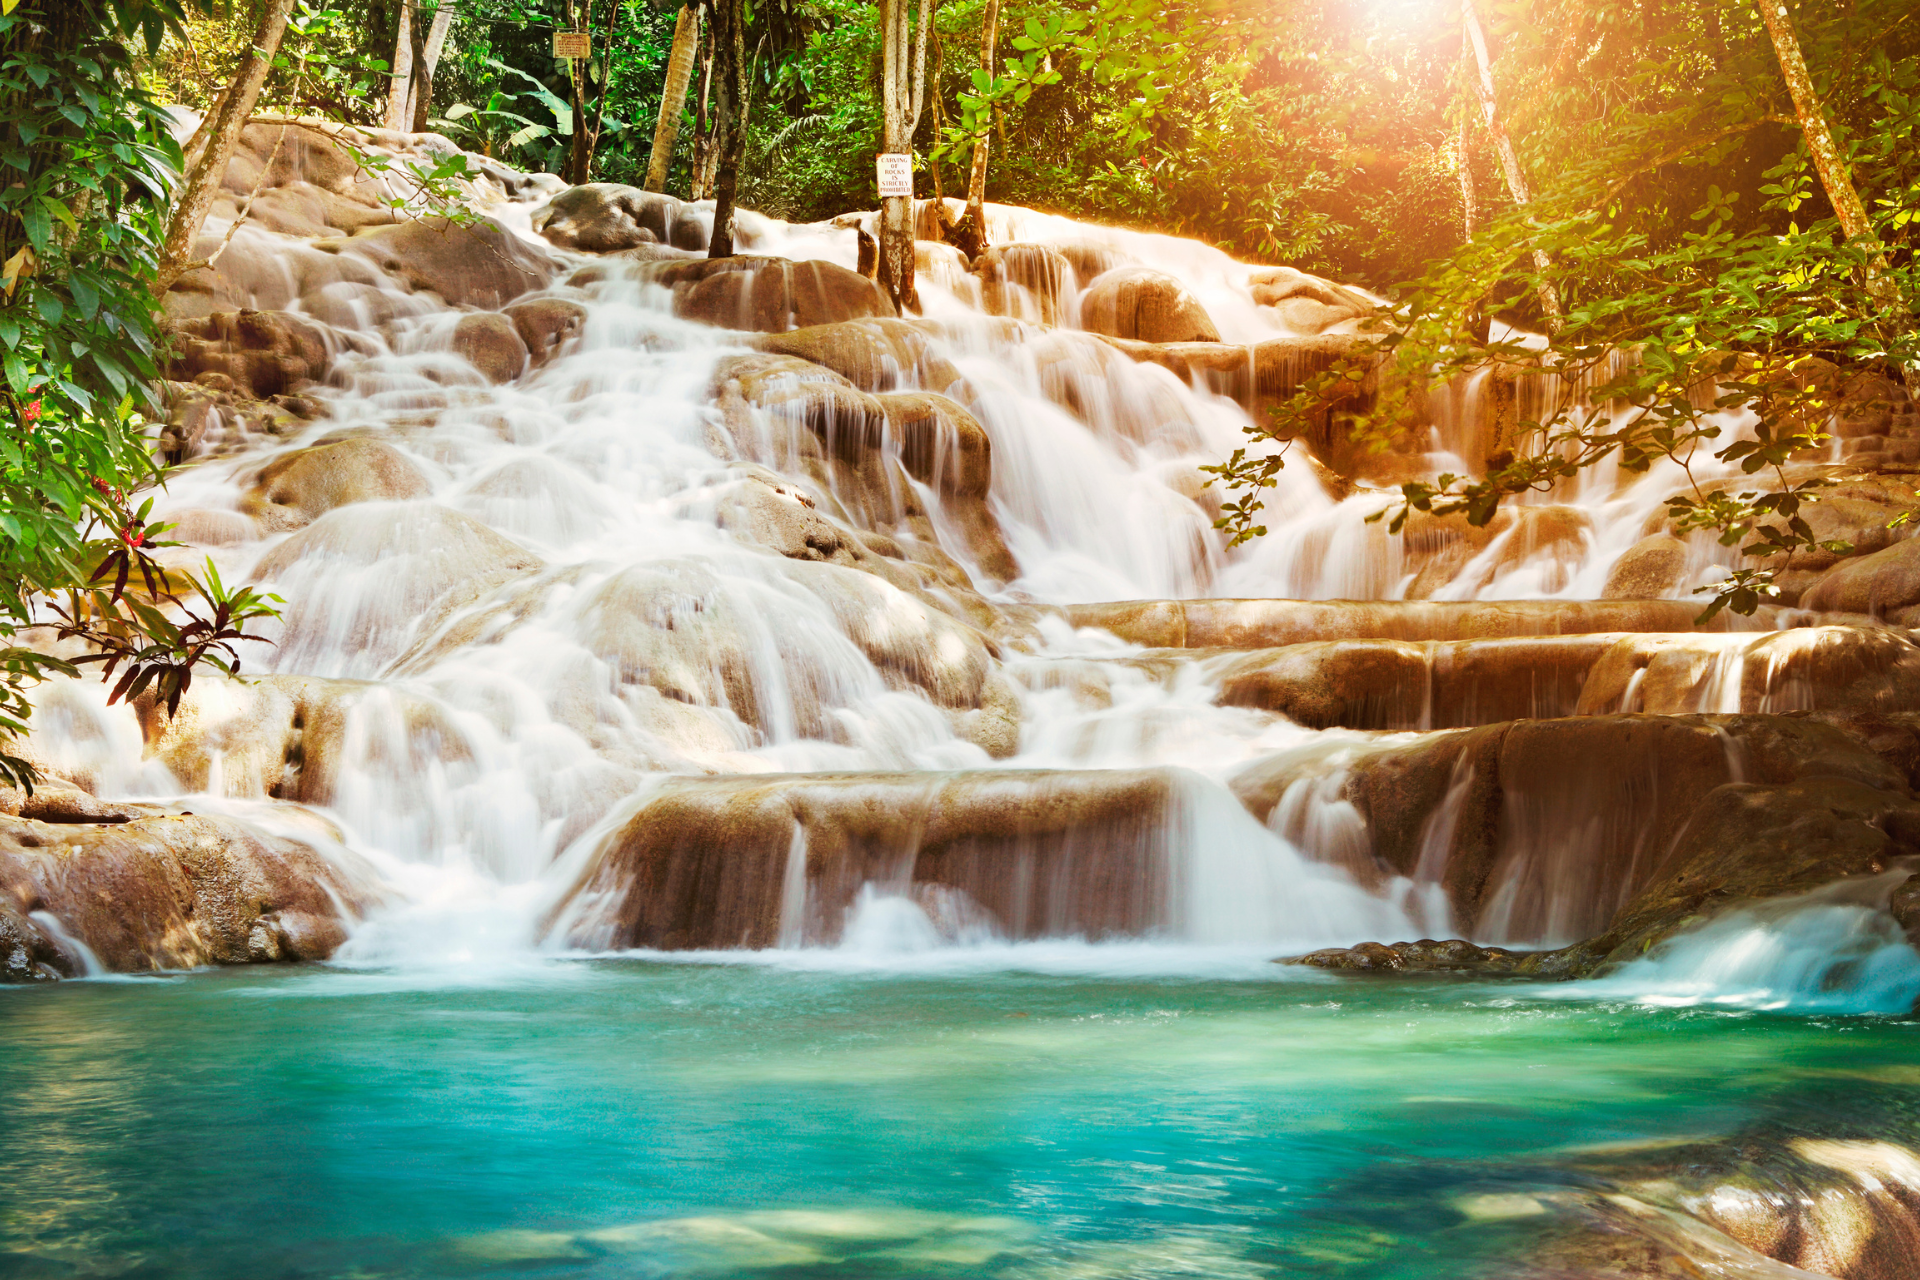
[10,129,1898,973]
[11,123,1920,1280]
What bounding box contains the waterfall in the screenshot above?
[9,126,1882,982]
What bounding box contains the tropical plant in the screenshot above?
[1,0,283,791]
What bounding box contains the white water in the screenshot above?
[16,137,1899,1001]
[1553,874,1920,1014]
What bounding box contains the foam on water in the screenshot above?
[1550,874,1920,1015]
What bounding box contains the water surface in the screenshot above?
[4,953,1916,1278]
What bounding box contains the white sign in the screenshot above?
[876,153,914,198]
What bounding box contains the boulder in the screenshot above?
[326,216,561,310]
[253,503,544,675]
[753,317,961,394]
[1802,536,1920,622]
[1246,266,1376,334]
[1574,627,1920,716]
[243,437,432,529]
[1602,533,1691,599]
[568,555,994,742]
[717,471,858,564]
[531,182,710,253]
[503,297,588,367]
[975,243,1075,327]
[0,807,381,976]
[1236,713,1908,945]
[163,308,335,400]
[1080,266,1221,344]
[709,352,1014,587]
[548,769,1180,950]
[451,312,529,383]
[636,256,895,332]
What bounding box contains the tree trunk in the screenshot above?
[951,0,998,259]
[646,5,702,192]
[690,20,716,200]
[1462,0,1561,327]
[154,0,297,295]
[707,0,748,257]
[1755,0,1901,313]
[384,0,416,131]
[407,2,457,132]
[875,0,919,310]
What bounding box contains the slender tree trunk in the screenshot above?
[408,2,457,132]
[154,0,297,295]
[876,0,922,309]
[646,5,702,192]
[952,0,998,258]
[1456,112,1477,243]
[707,0,748,257]
[690,20,716,200]
[384,0,416,131]
[1755,0,1901,313]
[1462,0,1561,327]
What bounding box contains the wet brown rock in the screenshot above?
[708,352,1013,586]
[549,769,1179,950]
[1575,627,1920,717]
[1556,774,1920,975]
[133,673,468,806]
[503,297,587,367]
[164,308,334,400]
[0,808,381,974]
[254,504,544,670]
[1080,266,1221,344]
[243,437,431,529]
[1603,533,1691,599]
[531,182,709,253]
[754,317,961,395]
[568,555,994,741]
[1286,938,1530,973]
[975,243,1074,326]
[1065,599,1757,649]
[1239,713,1906,946]
[637,256,894,332]
[327,215,561,309]
[1247,266,1376,334]
[1802,536,1920,621]
[1212,635,1614,730]
[717,471,857,565]
[452,312,529,383]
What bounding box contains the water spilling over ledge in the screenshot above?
[5,119,1920,1279]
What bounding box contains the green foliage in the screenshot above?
[0,0,284,790]
[1207,0,1920,621]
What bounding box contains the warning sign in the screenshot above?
[876,152,914,198]
[553,30,591,58]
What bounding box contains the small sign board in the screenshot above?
[553,30,591,59]
[876,152,914,198]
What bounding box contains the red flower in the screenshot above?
[119,524,146,549]
[21,398,39,422]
